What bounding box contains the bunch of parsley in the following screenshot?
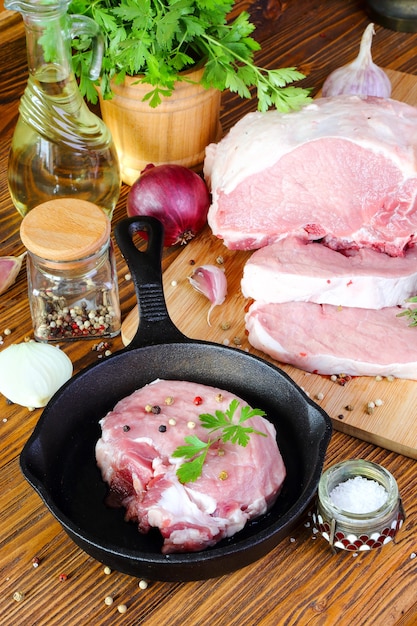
[68,0,310,110]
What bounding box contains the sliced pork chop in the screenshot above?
[204,96,417,255]
[245,301,417,379]
[241,237,417,309]
[96,379,285,554]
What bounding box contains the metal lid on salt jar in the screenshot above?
[20,199,111,262]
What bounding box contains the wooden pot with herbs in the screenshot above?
[96,66,223,186]
[69,0,310,184]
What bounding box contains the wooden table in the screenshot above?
[1,1,417,624]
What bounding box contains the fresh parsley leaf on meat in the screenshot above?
[172,400,267,483]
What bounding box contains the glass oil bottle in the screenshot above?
[5,0,120,218]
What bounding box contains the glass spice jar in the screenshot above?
[313,459,405,552]
[20,198,121,342]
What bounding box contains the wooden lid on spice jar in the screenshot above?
[20,199,111,261]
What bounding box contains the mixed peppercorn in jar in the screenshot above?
[20,198,121,342]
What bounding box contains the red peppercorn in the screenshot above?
[59,573,68,582]
[193,396,203,405]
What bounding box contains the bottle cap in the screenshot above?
[20,199,111,261]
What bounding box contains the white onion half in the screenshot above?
[0,341,73,408]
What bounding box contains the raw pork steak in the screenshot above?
[96,379,285,554]
[204,96,417,255]
[241,237,417,309]
[245,301,417,379]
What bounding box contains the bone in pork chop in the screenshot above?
[241,237,417,309]
[95,379,285,554]
[245,301,417,380]
[204,96,417,255]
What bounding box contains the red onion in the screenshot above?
[126,164,211,247]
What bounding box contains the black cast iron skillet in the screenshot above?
[20,216,332,582]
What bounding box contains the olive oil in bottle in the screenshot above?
[6,0,121,218]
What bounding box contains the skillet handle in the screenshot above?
[115,216,188,348]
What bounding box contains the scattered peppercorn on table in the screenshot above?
[2,1,417,624]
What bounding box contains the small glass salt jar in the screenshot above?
[313,459,405,551]
[20,198,121,342]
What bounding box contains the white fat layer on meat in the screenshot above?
[244,268,413,308]
[152,457,169,477]
[169,528,214,547]
[94,443,113,482]
[146,482,234,533]
[184,485,217,514]
[133,436,155,445]
[246,497,268,517]
[131,472,145,493]
[205,96,417,195]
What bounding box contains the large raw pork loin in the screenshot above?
[241,236,417,309]
[96,379,285,554]
[204,96,417,256]
[245,301,417,380]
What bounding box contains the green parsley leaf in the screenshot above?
[172,400,268,483]
[172,434,209,459]
[172,435,211,483]
[397,296,417,326]
[175,449,208,483]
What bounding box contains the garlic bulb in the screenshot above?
[0,253,26,295]
[0,341,73,408]
[322,23,391,98]
[188,264,227,325]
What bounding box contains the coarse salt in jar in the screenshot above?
[20,198,121,342]
[313,459,405,551]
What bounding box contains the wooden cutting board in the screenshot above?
[121,69,417,460]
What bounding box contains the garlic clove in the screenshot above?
[0,341,73,408]
[0,253,26,295]
[322,23,391,98]
[188,264,227,326]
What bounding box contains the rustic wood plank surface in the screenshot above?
[1,1,417,625]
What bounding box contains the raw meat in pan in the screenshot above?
[204,96,417,255]
[245,300,417,380]
[95,379,286,554]
[241,237,417,309]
